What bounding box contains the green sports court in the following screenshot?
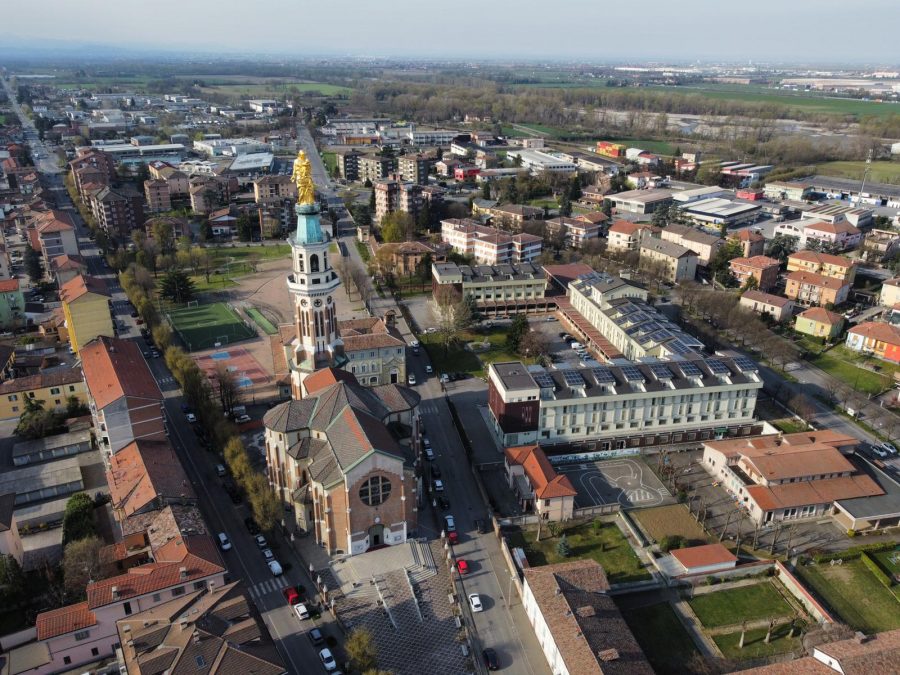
[166,302,257,352]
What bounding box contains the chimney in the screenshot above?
[854,631,869,644]
[111,586,119,600]
[192,629,200,644]
[179,566,187,580]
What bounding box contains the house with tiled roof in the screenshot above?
[785,270,850,307]
[336,314,407,386]
[80,336,165,457]
[49,253,88,287]
[729,228,766,257]
[606,220,657,253]
[116,581,286,675]
[669,543,737,576]
[803,220,862,251]
[788,249,857,283]
[521,559,653,675]
[639,238,698,282]
[0,276,25,330]
[60,274,112,355]
[545,216,605,249]
[263,368,420,555]
[740,290,795,322]
[504,445,577,521]
[33,209,79,266]
[106,440,197,520]
[795,306,844,340]
[846,321,900,363]
[729,255,781,292]
[701,431,883,526]
[0,367,87,420]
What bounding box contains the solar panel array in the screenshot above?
[678,362,702,378]
[649,363,674,380]
[733,356,759,372]
[619,365,644,382]
[591,367,616,384]
[667,340,696,355]
[533,373,555,389]
[562,370,586,387]
[705,359,731,375]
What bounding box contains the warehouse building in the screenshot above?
[606,188,673,214]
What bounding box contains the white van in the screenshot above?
[571,342,584,350]
[217,532,232,551]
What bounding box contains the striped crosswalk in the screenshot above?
[248,578,283,599]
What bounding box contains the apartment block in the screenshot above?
[440,218,542,264]
[358,154,396,183]
[398,153,432,184]
[639,238,698,282]
[784,270,850,307]
[334,149,361,181]
[787,250,856,283]
[606,220,658,253]
[89,186,145,240]
[728,255,781,292]
[432,261,551,316]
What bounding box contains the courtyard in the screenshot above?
[556,457,674,509]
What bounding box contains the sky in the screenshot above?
[4,0,899,64]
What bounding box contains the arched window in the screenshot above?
[310,254,320,272]
[297,254,305,272]
[359,475,392,506]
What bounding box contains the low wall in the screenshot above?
[617,510,647,548]
[774,560,834,625]
[0,627,37,651]
[573,503,620,518]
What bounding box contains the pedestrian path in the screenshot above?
[248,578,285,599]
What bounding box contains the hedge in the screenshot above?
[860,551,895,590]
[813,542,897,564]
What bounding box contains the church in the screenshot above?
[264,151,420,555]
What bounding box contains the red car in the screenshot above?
[282,586,301,605]
[456,559,469,575]
[448,531,459,545]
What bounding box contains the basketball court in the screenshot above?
[193,346,272,397]
[556,457,674,509]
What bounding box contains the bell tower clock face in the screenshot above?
[314,299,322,308]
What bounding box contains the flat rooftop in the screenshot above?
[835,457,900,519]
[491,362,539,391]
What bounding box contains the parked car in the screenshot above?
[216,533,232,551]
[430,464,441,479]
[235,414,251,424]
[254,534,268,549]
[294,603,310,620]
[438,496,450,510]
[444,515,455,532]
[469,593,483,613]
[425,364,433,374]
[433,479,445,492]
[307,627,325,646]
[872,445,889,459]
[215,464,227,477]
[319,648,337,672]
[424,446,435,461]
[457,559,469,574]
[880,442,897,456]
[267,560,283,576]
[185,413,197,423]
[244,517,260,535]
[282,586,301,605]
[482,648,499,671]
[407,373,417,385]
[262,548,274,562]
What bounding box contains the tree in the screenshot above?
[15,396,65,439]
[24,245,43,282]
[62,536,104,598]
[216,363,241,416]
[0,555,26,606]
[765,234,798,263]
[352,204,372,227]
[380,211,413,243]
[66,395,89,417]
[433,286,463,353]
[568,175,583,201]
[236,213,254,242]
[556,534,572,557]
[558,193,572,217]
[369,189,376,211]
[345,628,378,673]
[248,473,282,532]
[62,493,96,546]
[520,330,550,360]
[159,268,196,304]
[506,314,529,353]
[481,181,492,200]
[151,219,175,254]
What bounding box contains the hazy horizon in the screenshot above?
[3,0,900,65]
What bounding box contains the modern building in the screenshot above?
[801,203,872,228]
[143,178,171,213]
[728,256,781,292]
[487,358,763,450]
[606,220,658,253]
[80,336,165,458]
[89,186,145,240]
[659,224,723,266]
[432,262,552,317]
[639,239,698,282]
[606,188,673,214]
[0,368,87,420]
[263,368,419,555]
[803,220,862,251]
[701,431,881,525]
[0,278,25,330]
[787,250,856,283]
[504,150,577,175]
[358,154,396,183]
[784,270,850,307]
[521,559,654,675]
[680,197,761,228]
[253,174,297,203]
[794,306,844,340]
[504,445,577,521]
[334,149,361,181]
[739,290,794,322]
[33,210,79,264]
[374,179,423,225]
[479,203,543,230]
[193,137,271,157]
[398,153,432,185]
[845,321,900,362]
[60,275,112,355]
[337,315,407,386]
[441,219,542,265]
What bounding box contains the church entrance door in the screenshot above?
[368,523,386,548]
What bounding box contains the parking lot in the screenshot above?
[556,457,675,509]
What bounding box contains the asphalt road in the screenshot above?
[1,76,63,174]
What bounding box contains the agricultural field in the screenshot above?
[199,81,351,97]
[814,160,900,185]
[632,504,709,544]
[604,138,677,156]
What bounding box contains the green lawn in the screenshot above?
[421,327,537,378]
[807,347,893,395]
[506,520,650,583]
[209,243,291,261]
[322,151,337,175]
[191,274,237,293]
[200,82,351,97]
[815,161,900,185]
[871,548,900,579]
[246,308,277,335]
[796,558,900,633]
[167,301,257,352]
[688,583,793,629]
[620,602,699,675]
[713,623,803,660]
[420,333,482,375]
[355,241,371,262]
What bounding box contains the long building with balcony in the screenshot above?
[432,262,553,317]
[441,218,542,264]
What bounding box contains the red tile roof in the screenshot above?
[80,336,162,410]
[670,543,737,571]
[804,220,861,235]
[741,290,792,308]
[0,278,20,293]
[798,306,843,326]
[107,440,195,517]
[303,367,357,395]
[36,601,97,640]
[788,249,854,269]
[505,445,577,499]
[34,209,76,234]
[745,474,882,512]
[786,270,847,291]
[730,255,781,270]
[59,274,109,303]
[848,321,900,346]
[0,367,83,396]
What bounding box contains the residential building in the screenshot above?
[488,358,763,450]
[89,186,146,240]
[115,582,286,675]
[862,227,900,262]
[504,445,576,521]
[521,559,653,675]
[34,210,79,263]
[701,431,881,525]
[147,161,190,196]
[375,240,443,275]
[337,315,407,386]
[80,336,165,457]
[68,149,116,187]
[0,368,87,419]
[481,204,543,230]
[728,230,766,258]
[49,254,88,288]
[440,219,542,264]
[795,307,844,340]
[432,262,551,317]
[106,439,196,521]
[60,275,112,355]
[253,174,297,203]
[398,153,432,184]
[143,178,171,213]
[659,223,724,265]
[545,216,604,249]
[787,250,856,283]
[639,239,698,282]
[0,278,25,330]
[606,188,673,214]
[374,179,423,225]
[846,321,900,362]
[804,220,862,251]
[606,220,657,253]
[880,278,900,308]
[188,175,237,215]
[263,368,419,555]
[763,180,813,201]
[739,290,794,322]
[358,154,396,183]
[334,149,361,181]
[728,256,781,292]
[0,493,24,565]
[784,270,850,307]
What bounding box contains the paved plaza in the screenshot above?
[557,457,675,509]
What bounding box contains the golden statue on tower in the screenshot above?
[291,150,316,206]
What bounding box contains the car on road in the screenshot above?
[456,559,469,574]
[307,627,325,646]
[407,373,416,385]
[216,533,232,551]
[215,464,227,477]
[433,479,445,492]
[294,603,310,620]
[444,515,455,532]
[425,364,433,374]
[880,442,897,455]
[267,560,283,576]
[468,593,483,613]
[430,464,441,479]
[235,414,251,424]
[149,350,160,358]
[185,413,197,423]
[282,586,301,605]
[262,548,274,562]
[872,445,889,459]
[482,648,499,670]
[244,517,260,535]
[319,648,337,672]
[424,446,435,461]
[254,534,268,549]
[440,373,450,384]
[410,340,419,348]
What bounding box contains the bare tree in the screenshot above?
[215,363,241,416]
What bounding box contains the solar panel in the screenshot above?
[562,370,586,387]
[619,365,644,382]
[667,340,696,355]
[705,359,731,375]
[591,367,616,384]
[678,362,702,378]
[733,356,759,372]
[533,373,555,389]
[649,363,673,380]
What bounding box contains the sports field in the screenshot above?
[167,302,257,352]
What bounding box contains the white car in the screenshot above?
[872,445,889,459]
[410,339,420,348]
[425,365,433,374]
[444,515,456,532]
[880,442,897,455]
[262,548,274,562]
[255,534,268,549]
[424,446,435,461]
[267,560,283,576]
[408,373,417,386]
[235,414,251,424]
[469,593,483,613]
[433,479,444,492]
[319,648,337,672]
[185,413,197,423]
[294,603,310,620]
